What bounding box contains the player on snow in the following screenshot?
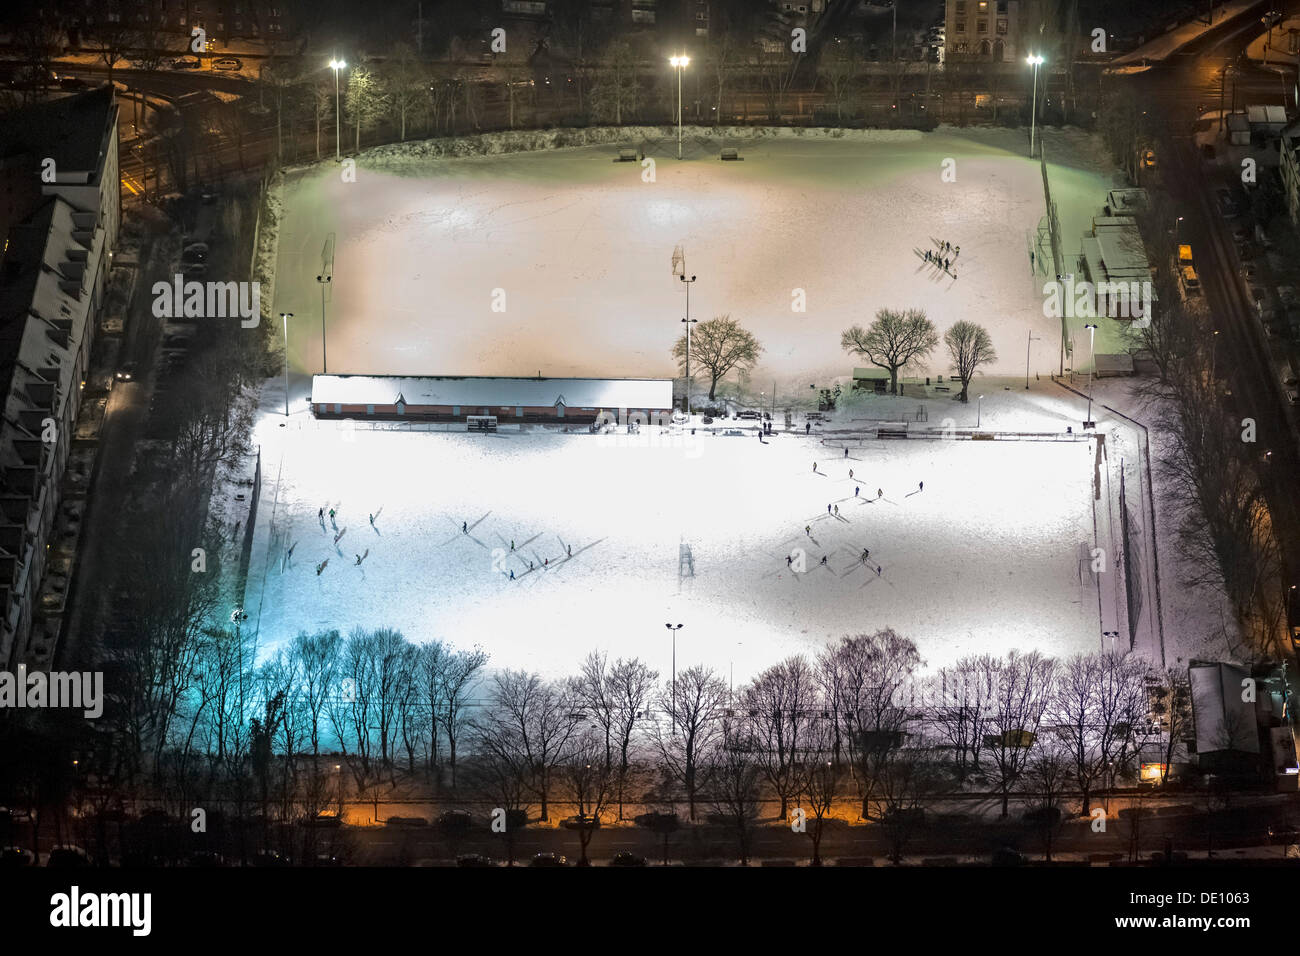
[877,488,883,499]
[369,513,375,526]
[820,556,827,566]
[787,555,793,567]
[567,545,572,557]
[509,569,515,580]
[462,521,467,533]
[919,481,924,491]
[855,486,860,497]
[834,505,839,516]
[316,559,328,576]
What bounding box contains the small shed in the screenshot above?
[852,367,889,392]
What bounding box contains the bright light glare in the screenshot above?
[670,55,690,68]
[330,59,346,70]
[1026,54,1044,65]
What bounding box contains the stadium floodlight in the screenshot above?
[330,59,347,161]
[669,55,690,160]
[665,624,683,732]
[1026,54,1045,158]
[680,278,697,417]
[281,312,294,418]
[1084,323,1098,429]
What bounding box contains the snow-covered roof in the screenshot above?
[311,375,673,409]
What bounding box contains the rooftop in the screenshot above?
[311,374,674,410]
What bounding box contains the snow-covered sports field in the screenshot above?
[244,421,1100,682]
[270,126,1120,408]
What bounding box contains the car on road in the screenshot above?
[212,57,242,71]
[561,814,601,830]
[609,851,647,866]
[1142,148,1156,169]
[1268,823,1300,844]
[1231,225,1250,244]
[182,242,209,260]
[529,852,567,867]
[115,361,138,382]
[171,56,201,70]
[1216,188,1239,218]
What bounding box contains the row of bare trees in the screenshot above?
[1121,188,1289,656]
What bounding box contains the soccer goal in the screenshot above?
[467,415,498,433]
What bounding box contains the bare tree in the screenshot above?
[470,671,579,822]
[381,42,428,141]
[1019,742,1073,861]
[672,314,764,402]
[558,731,615,865]
[440,646,488,789]
[707,725,764,865]
[984,650,1057,817]
[798,717,843,866]
[818,40,857,123]
[653,665,729,821]
[944,320,997,402]
[739,656,818,821]
[928,656,996,782]
[588,40,641,124]
[821,630,923,819]
[842,309,939,395]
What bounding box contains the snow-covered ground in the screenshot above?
[242,415,1100,683]
[269,126,1122,408]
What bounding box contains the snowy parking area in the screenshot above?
[243,420,1101,682]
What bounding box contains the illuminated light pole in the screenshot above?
[680,274,697,416]
[977,394,984,429]
[1026,54,1044,157]
[316,274,332,373]
[281,312,294,417]
[1084,322,1098,429]
[1025,327,1041,389]
[670,55,690,160]
[665,623,683,734]
[330,59,347,160]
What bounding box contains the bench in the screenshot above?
[720,147,742,161]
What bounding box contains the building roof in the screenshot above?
[0,86,116,175]
[1190,661,1260,755]
[311,375,674,409]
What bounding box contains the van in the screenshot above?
[1178,244,1194,268]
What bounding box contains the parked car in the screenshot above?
[385,816,429,828]
[737,410,760,420]
[212,57,242,71]
[1241,263,1259,283]
[701,415,714,424]
[529,852,567,867]
[609,851,647,867]
[456,854,495,867]
[46,845,90,868]
[180,260,207,277]
[303,810,342,828]
[1142,148,1156,169]
[560,815,600,830]
[634,811,679,830]
[436,809,473,831]
[0,847,35,867]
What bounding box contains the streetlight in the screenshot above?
[281,312,294,417]
[977,394,984,429]
[665,624,683,733]
[1174,216,1184,242]
[316,274,332,373]
[1084,322,1098,429]
[1025,327,1041,389]
[680,274,697,416]
[669,55,690,160]
[329,58,347,160]
[1026,54,1045,157]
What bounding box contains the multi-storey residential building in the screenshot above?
[0,87,118,668]
[945,0,1025,61]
